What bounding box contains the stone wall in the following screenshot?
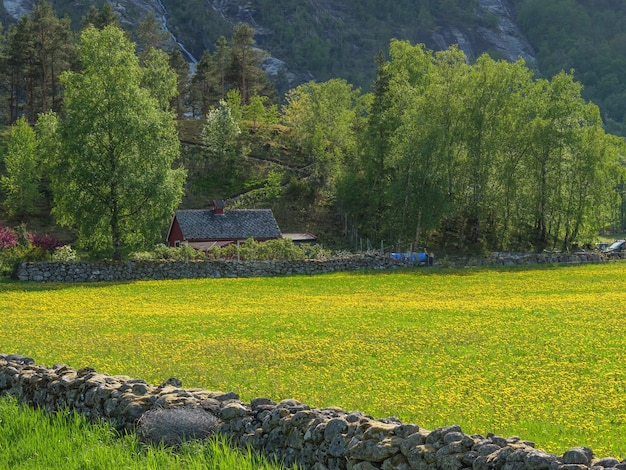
[14,251,623,283]
[451,251,622,267]
[1,354,624,470]
[14,254,406,282]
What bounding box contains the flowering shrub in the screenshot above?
[29,233,64,253]
[0,226,18,250]
[0,226,68,276]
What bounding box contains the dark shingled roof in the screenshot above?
[174,209,282,241]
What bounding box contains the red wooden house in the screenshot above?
[167,200,283,250]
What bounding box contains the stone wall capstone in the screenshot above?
[1,354,625,470]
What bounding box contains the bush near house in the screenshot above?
[0,225,65,276]
[130,238,329,262]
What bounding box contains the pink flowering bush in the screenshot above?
[0,226,18,250]
[0,226,66,277]
[29,233,64,253]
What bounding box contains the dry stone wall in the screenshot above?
[15,255,406,282]
[2,354,625,470]
[14,251,622,283]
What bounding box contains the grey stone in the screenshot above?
[324,417,349,441]
[220,402,248,420]
[158,377,182,388]
[559,465,590,470]
[444,431,466,445]
[381,453,410,470]
[505,462,527,470]
[347,438,399,462]
[487,447,515,470]
[525,450,559,470]
[131,383,149,395]
[328,434,347,457]
[595,459,620,468]
[476,443,502,456]
[395,424,420,438]
[563,447,594,465]
[435,447,464,470]
[137,407,219,446]
[400,431,426,456]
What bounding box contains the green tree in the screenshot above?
[2,1,74,123]
[347,40,623,252]
[243,93,279,129]
[81,3,119,30]
[4,15,36,122]
[214,35,229,100]
[522,71,620,250]
[188,50,214,118]
[50,25,186,260]
[141,47,177,111]
[30,0,74,114]
[227,23,274,104]
[1,117,41,217]
[201,100,241,179]
[188,46,230,118]
[135,12,170,55]
[168,45,189,119]
[283,78,365,186]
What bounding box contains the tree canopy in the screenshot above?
[339,41,624,253]
[48,25,186,260]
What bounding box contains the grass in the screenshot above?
[1,263,626,458]
[0,395,290,469]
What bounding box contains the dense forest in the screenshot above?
[0,1,625,262]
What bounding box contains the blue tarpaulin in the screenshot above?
[391,252,429,263]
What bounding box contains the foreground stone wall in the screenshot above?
[14,251,623,282]
[1,354,624,470]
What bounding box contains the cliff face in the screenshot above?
[2,0,536,84]
[428,0,535,64]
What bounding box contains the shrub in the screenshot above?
[51,245,77,261]
[130,244,207,261]
[207,238,330,261]
[0,244,47,277]
[0,226,59,276]
[0,226,18,250]
[128,251,155,261]
[29,233,64,253]
[130,239,330,262]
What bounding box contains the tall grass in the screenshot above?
[0,395,289,469]
[1,263,626,458]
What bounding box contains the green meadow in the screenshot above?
[1,263,626,459]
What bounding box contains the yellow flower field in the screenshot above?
[1,263,626,458]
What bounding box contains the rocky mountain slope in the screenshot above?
[1,0,535,89]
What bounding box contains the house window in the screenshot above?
[174,241,181,247]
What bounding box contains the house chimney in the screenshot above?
[213,199,225,215]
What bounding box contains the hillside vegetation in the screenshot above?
[0,2,624,261]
